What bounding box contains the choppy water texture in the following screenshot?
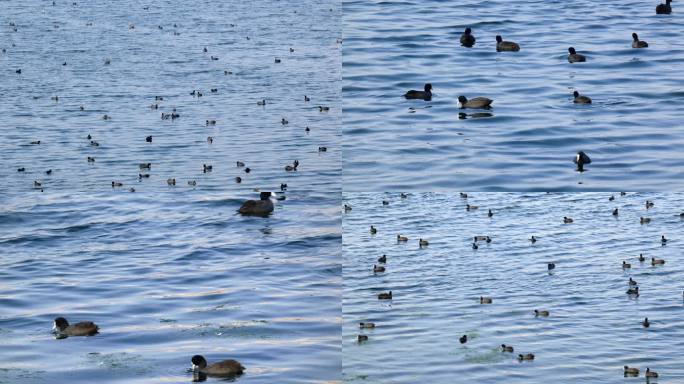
[343,0,684,191]
[344,192,684,383]
[0,0,341,383]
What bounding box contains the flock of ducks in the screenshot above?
[403,0,675,174]
[349,192,683,379]
[5,1,342,381]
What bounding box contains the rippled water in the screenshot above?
[343,192,684,383]
[343,0,684,191]
[0,0,341,383]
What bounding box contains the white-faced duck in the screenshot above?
[646,368,658,378]
[501,344,514,353]
[643,317,650,328]
[359,322,375,329]
[632,33,648,48]
[623,260,631,268]
[378,254,386,263]
[466,204,479,210]
[574,151,591,172]
[358,335,368,342]
[111,181,122,187]
[237,192,274,216]
[460,27,475,47]
[496,35,520,52]
[480,296,492,304]
[656,0,672,14]
[573,91,592,104]
[191,355,244,377]
[419,238,429,247]
[458,96,493,109]
[640,217,651,224]
[203,164,213,173]
[534,310,550,317]
[651,257,665,265]
[563,217,574,224]
[167,178,176,186]
[639,253,645,262]
[624,366,639,376]
[567,47,586,63]
[370,225,377,234]
[397,234,408,242]
[53,317,99,337]
[257,99,266,106]
[626,286,639,295]
[518,353,534,361]
[459,334,467,344]
[373,264,385,273]
[613,208,619,216]
[404,83,433,100]
[378,291,392,300]
[146,135,152,143]
[530,236,537,243]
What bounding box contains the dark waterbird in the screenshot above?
[656,0,672,14]
[191,355,244,378]
[632,33,648,48]
[404,83,433,100]
[460,27,475,47]
[238,192,274,216]
[567,47,586,63]
[496,35,519,51]
[574,151,591,172]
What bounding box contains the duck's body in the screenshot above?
[496,35,520,51]
[567,47,586,63]
[378,254,387,263]
[641,217,651,224]
[238,192,274,216]
[548,262,556,270]
[460,27,475,47]
[639,253,645,262]
[458,96,493,109]
[652,257,665,265]
[530,236,537,243]
[643,317,650,328]
[646,368,658,378]
[627,286,639,295]
[191,355,244,377]
[518,353,535,361]
[501,344,514,352]
[632,33,648,48]
[623,261,631,269]
[656,0,672,14]
[370,226,377,234]
[459,334,467,344]
[419,238,429,247]
[404,84,433,100]
[358,335,368,342]
[574,151,591,172]
[466,204,479,210]
[573,91,592,104]
[397,234,408,242]
[624,366,639,376]
[534,310,550,317]
[378,291,392,300]
[480,296,492,304]
[359,322,375,328]
[563,217,574,224]
[613,208,619,216]
[53,317,99,337]
[373,264,385,273]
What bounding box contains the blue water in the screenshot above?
[342,0,684,191]
[0,0,341,383]
[343,192,684,383]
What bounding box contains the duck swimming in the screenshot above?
[419,238,429,247]
[643,317,650,328]
[378,291,392,300]
[480,296,492,304]
[397,234,408,242]
[623,261,631,268]
[613,208,619,216]
[373,264,385,273]
[238,192,274,216]
[530,236,537,243]
[53,317,99,337]
[518,353,535,361]
[378,254,387,263]
[496,35,520,51]
[646,368,658,378]
[626,286,639,295]
[574,151,591,172]
[191,355,244,377]
[466,204,479,210]
[639,253,645,262]
[632,33,648,48]
[563,217,574,224]
[167,178,176,186]
[458,96,493,109]
[359,322,375,328]
[651,257,665,265]
[358,335,368,342]
[640,217,651,224]
[567,47,586,63]
[501,344,514,352]
[534,310,550,317]
[460,27,475,47]
[459,334,467,344]
[624,366,639,376]
[404,84,433,100]
[656,0,672,14]
[573,91,592,104]
[370,225,377,234]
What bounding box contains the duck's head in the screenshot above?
[260,192,272,200]
[464,27,471,35]
[53,317,68,332]
[568,47,576,54]
[191,355,207,370]
[573,91,580,98]
[424,83,433,92]
[632,33,639,41]
[496,35,503,43]
[458,95,468,103]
